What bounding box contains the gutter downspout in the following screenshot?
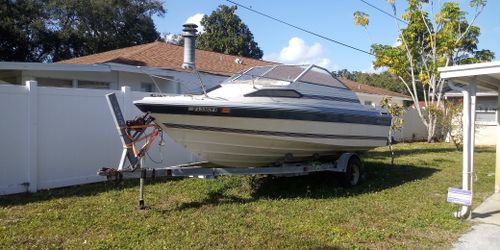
[448,81,475,219]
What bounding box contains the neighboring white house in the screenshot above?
[445,90,498,145]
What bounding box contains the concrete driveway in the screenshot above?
[453,193,500,250]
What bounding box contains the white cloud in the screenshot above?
[264,37,337,71]
[393,38,402,47]
[185,13,205,33]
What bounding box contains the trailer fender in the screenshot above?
[336,153,358,173]
[337,153,366,186]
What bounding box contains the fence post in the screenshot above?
[26,80,38,192]
[121,86,132,120]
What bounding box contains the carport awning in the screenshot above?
[439,61,500,218]
[440,61,500,91]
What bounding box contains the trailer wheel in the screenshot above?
[340,156,364,187]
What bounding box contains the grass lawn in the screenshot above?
[0,142,496,249]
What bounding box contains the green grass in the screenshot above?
[0,142,496,249]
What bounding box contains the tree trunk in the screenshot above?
[427,127,433,142]
[426,115,438,143]
[388,122,395,165]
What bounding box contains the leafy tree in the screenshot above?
[355,0,494,142]
[0,0,52,62]
[197,5,263,59]
[164,33,184,46]
[353,11,372,42]
[355,71,411,96]
[0,0,165,62]
[333,69,412,96]
[47,0,165,61]
[333,69,357,81]
[353,11,370,27]
[435,100,463,149]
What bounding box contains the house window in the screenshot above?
[141,83,154,92]
[37,77,72,88]
[476,97,497,123]
[78,80,110,89]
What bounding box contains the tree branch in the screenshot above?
[454,4,484,46]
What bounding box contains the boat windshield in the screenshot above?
[225,64,347,89]
[297,66,348,89]
[225,65,304,86]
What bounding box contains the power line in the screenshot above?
[225,0,374,56]
[359,0,408,24]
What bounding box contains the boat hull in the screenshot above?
[150,113,389,167]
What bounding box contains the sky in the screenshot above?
[153,0,500,72]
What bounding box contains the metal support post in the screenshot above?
[139,167,146,210]
[456,83,472,218]
[496,90,500,193]
[470,83,476,195]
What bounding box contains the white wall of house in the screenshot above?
[355,92,406,107]
[474,96,498,145]
[0,82,195,195]
[399,108,428,141]
[445,95,498,146]
[475,123,497,145]
[0,63,228,95]
[21,69,177,93]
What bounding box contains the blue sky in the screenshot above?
[153,0,500,72]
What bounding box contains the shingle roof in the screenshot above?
[57,41,273,76]
[339,77,411,99]
[58,41,410,98]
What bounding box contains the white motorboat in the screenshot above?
[134,64,391,167]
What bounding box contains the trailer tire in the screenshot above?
[340,156,364,187]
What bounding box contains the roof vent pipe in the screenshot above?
[182,23,198,70]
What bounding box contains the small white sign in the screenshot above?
[447,188,472,206]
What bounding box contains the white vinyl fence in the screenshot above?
[0,81,194,195]
[399,108,428,142]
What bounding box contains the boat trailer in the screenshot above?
[98,93,364,209]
